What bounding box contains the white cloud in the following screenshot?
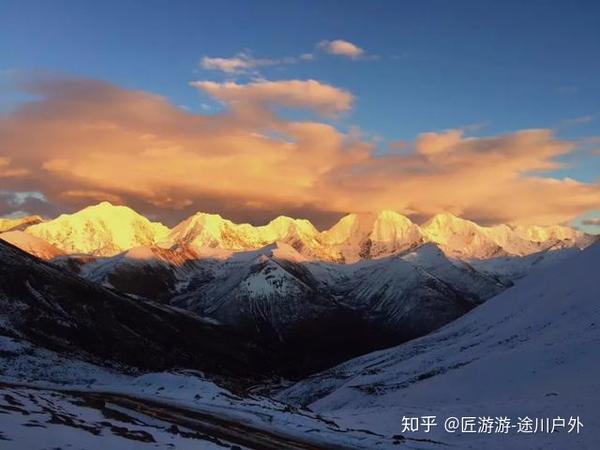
[201,52,281,74]
[559,114,595,128]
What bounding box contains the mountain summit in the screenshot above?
[25,202,169,256]
[321,210,424,262]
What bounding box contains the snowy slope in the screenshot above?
[0,230,65,259]
[279,243,600,449]
[468,244,582,282]
[398,243,505,300]
[25,202,169,256]
[78,244,210,301]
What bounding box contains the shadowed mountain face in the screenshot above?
[0,236,503,378]
[0,240,268,379]
[59,242,505,376]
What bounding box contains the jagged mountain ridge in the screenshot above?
[8,202,595,262]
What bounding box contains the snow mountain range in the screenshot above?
[5,201,593,260]
[1,202,596,375]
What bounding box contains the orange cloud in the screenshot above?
[318,39,365,59]
[319,129,599,225]
[60,190,125,204]
[0,157,29,178]
[1,76,599,227]
[192,79,354,118]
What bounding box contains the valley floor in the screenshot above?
[0,379,436,450]
[0,335,409,450]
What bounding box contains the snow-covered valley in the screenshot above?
[279,241,600,449]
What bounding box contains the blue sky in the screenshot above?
[0,0,599,230]
[3,0,599,137]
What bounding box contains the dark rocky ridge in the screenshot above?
[0,240,268,380]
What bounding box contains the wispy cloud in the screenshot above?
[200,38,371,76]
[201,52,283,74]
[559,114,595,128]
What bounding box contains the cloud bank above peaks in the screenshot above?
[1,75,599,227]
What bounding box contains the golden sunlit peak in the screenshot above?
[375,210,414,222]
[268,215,318,234]
[427,212,465,223]
[24,201,169,256]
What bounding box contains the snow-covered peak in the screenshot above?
[161,213,243,250]
[401,241,447,265]
[371,210,422,242]
[513,223,589,246]
[422,212,480,239]
[322,210,417,243]
[265,215,319,239]
[423,213,514,259]
[320,211,423,262]
[24,202,169,256]
[422,212,593,258]
[320,213,370,245]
